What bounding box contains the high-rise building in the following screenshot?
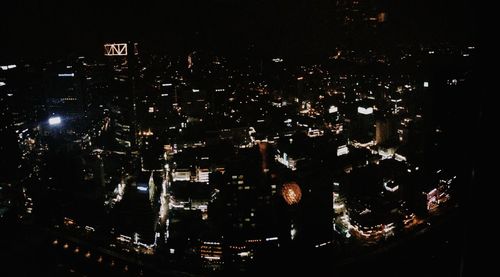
[104,42,140,146]
[210,148,277,241]
[350,102,375,144]
[43,62,85,118]
[375,116,397,145]
[199,241,223,271]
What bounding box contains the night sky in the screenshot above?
[2,0,475,61]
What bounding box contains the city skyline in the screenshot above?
[0,1,475,276]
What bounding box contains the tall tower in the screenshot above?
[104,42,139,147]
[148,171,156,205]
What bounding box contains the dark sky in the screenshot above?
[1,0,475,61]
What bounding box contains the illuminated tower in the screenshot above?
[148,171,156,205]
[103,42,140,147]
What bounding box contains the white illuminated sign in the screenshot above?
[423,81,429,88]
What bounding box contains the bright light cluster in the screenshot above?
[281,182,302,205]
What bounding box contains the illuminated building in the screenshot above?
[172,168,191,182]
[375,117,398,158]
[307,128,324,138]
[275,134,311,171]
[337,144,349,156]
[169,181,210,212]
[375,119,389,145]
[148,171,156,205]
[41,63,85,131]
[344,160,410,242]
[200,241,223,271]
[349,102,375,144]
[225,173,257,232]
[0,1,475,275]
[328,105,339,114]
[209,149,278,244]
[357,106,374,115]
[103,41,140,147]
[425,174,455,212]
[275,151,300,171]
[226,244,255,271]
[178,88,208,120]
[196,167,210,183]
[297,75,305,99]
